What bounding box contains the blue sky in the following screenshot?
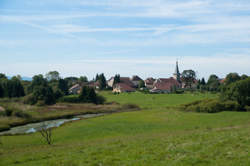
[0,0,250,80]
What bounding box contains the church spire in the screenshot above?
[173,61,181,81]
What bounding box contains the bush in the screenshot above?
[5,108,13,116]
[23,94,36,105]
[245,106,250,112]
[222,100,241,111]
[13,110,31,119]
[59,95,80,103]
[122,103,140,110]
[182,99,243,113]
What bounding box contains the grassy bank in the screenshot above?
[1,92,250,166]
[0,98,139,132]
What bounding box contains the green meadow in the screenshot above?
[1,92,250,166]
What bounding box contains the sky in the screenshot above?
[0,0,250,80]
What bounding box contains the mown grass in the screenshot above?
[1,92,250,166]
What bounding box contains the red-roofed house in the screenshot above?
[144,77,156,89]
[107,76,134,88]
[113,83,136,93]
[150,77,181,93]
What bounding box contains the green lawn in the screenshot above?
[1,92,250,166]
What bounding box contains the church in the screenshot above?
[148,61,182,93]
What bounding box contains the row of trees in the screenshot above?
[0,71,102,105]
[0,74,25,98]
[196,73,248,92]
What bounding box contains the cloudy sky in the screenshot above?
[0,0,250,80]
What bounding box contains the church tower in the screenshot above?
[173,61,181,82]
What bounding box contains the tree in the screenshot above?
[241,74,248,80]
[65,77,79,87]
[225,73,241,85]
[0,83,3,98]
[79,86,97,104]
[221,77,250,108]
[98,73,107,90]
[79,76,88,83]
[40,124,52,145]
[58,79,68,95]
[26,75,56,105]
[0,73,7,80]
[181,70,196,89]
[113,74,121,85]
[46,71,60,81]
[201,78,206,85]
[207,74,220,92]
[95,74,100,82]
[9,76,25,98]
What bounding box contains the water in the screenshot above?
[0,113,107,135]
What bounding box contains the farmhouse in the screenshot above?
[113,83,136,93]
[144,77,155,89]
[130,75,143,87]
[150,77,181,93]
[108,76,135,88]
[69,84,81,94]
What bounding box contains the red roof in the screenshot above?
[120,77,134,87]
[153,78,181,91]
[114,83,135,92]
[145,77,155,85]
[131,75,142,81]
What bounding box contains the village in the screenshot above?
[69,61,203,94]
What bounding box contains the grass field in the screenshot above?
[1,92,250,166]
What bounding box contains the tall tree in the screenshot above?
[46,71,60,81]
[26,74,56,105]
[225,73,241,85]
[181,70,196,88]
[95,74,100,82]
[9,76,25,98]
[98,73,107,90]
[221,77,250,108]
[58,79,68,95]
[201,78,206,85]
[79,76,88,83]
[207,74,220,92]
[113,74,120,85]
[0,73,7,80]
[0,83,3,98]
[241,74,248,80]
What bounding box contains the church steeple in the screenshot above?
[173,61,181,81]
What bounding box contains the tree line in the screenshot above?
[0,71,105,105]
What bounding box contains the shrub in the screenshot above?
[5,108,13,116]
[122,103,140,110]
[13,110,31,119]
[182,99,243,113]
[222,100,241,111]
[23,94,36,105]
[60,95,80,103]
[245,106,250,112]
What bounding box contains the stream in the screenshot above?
[0,113,107,136]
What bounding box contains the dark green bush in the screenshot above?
[23,94,37,105]
[245,106,250,112]
[13,110,31,119]
[182,99,244,113]
[60,95,80,103]
[122,103,140,110]
[222,100,241,111]
[5,108,13,116]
